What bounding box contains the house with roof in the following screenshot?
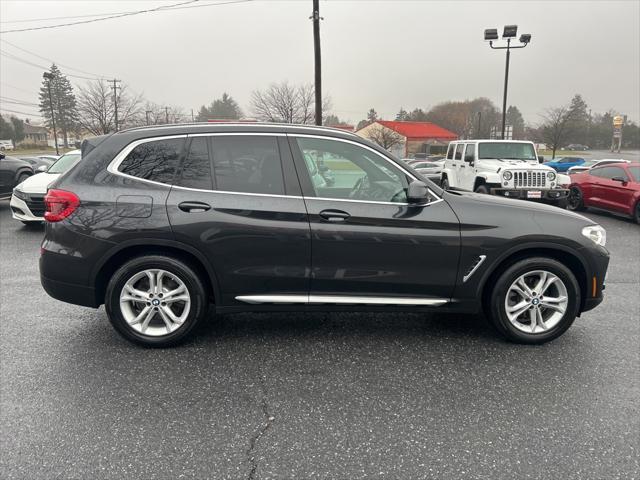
[356,120,458,158]
[20,123,49,146]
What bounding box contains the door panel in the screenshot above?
[289,135,460,301]
[166,134,311,306]
[304,198,460,299]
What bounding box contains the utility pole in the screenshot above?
[191,108,195,122]
[145,110,152,126]
[165,107,169,124]
[477,111,482,139]
[42,72,59,155]
[311,0,322,126]
[111,79,121,131]
[500,40,511,140]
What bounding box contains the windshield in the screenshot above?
[47,153,80,174]
[478,143,537,161]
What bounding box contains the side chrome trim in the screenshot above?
[235,295,309,304]
[463,255,487,283]
[171,184,304,200]
[235,294,448,306]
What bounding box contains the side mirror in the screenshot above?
[538,155,544,163]
[407,180,429,204]
[611,176,627,184]
[37,165,48,173]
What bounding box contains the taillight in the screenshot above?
[44,189,80,222]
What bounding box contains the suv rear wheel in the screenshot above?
[488,257,580,344]
[105,255,208,347]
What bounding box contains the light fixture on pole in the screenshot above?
[484,25,531,139]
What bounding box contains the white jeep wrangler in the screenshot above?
[440,140,570,206]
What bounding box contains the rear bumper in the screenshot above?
[490,188,569,201]
[40,273,99,308]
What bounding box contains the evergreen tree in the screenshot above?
[395,107,408,121]
[39,64,77,148]
[366,108,378,123]
[196,93,242,121]
[506,105,525,139]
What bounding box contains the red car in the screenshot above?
[568,161,640,223]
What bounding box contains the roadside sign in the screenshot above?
[613,115,624,127]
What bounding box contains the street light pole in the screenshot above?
[484,26,531,140]
[311,0,322,126]
[42,72,59,155]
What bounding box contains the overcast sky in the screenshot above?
[1,0,639,125]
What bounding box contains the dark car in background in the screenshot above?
[0,153,33,197]
[19,156,56,172]
[568,162,640,223]
[40,123,609,347]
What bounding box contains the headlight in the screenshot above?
[502,171,513,181]
[582,225,606,247]
[12,188,27,200]
[547,171,556,181]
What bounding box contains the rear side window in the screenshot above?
[118,138,184,184]
[446,144,454,160]
[211,136,284,195]
[176,137,213,190]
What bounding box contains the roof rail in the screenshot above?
[117,122,360,137]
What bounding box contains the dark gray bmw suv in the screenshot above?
[40,123,609,347]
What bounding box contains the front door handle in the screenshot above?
[178,201,211,213]
[319,209,350,222]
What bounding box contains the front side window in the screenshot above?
[211,135,284,195]
[295,137,409,203]
[446,144,454,160]
[118,138,184,184]
[176,137,213,190]
[464,144,475,162]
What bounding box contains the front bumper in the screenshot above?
[490,188,569,201]
[10,194,44,222]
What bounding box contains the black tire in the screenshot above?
[16,172,31,185]
[567,186,585,211]
[105,255,208,347]
[635,201,640,225]
[474,184,489,194]
[487,257,580,344]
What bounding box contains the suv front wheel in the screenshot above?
[488,257,580,344]
[105,255,208,347]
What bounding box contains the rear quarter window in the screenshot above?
[118,138,184,184]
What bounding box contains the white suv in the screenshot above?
[441,140,569,207]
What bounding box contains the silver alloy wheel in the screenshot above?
[504,270,568,334]
[119,269,191,336]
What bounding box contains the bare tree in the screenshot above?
[250,81,330,124]
[540,106,574,158]
[76,80,144,135]
[366,124,404,151]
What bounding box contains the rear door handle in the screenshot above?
[319,209,350,222]
[178,201,211,213]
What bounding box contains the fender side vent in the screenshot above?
[463,255,487,283]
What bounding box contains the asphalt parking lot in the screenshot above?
[0,201,638,480]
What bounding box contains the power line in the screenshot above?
[0,49,97,80]
[0,82,34,95]
[0,107,43,118]
[0,0,243,24]
[1,39,111,79]
[0,96,39,107]
[0,0,253,34]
